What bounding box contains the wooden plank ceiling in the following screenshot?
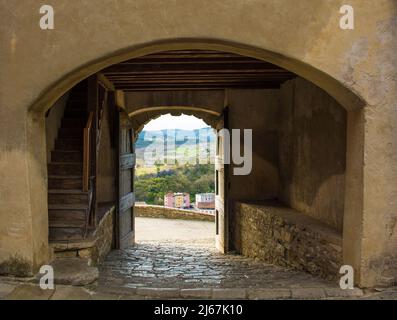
[102,50,296,91]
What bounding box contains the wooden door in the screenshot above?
[115,111,135,249]
[215,107,229,253]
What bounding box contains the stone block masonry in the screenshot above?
[232,201,343,281]
[135,204,215,222]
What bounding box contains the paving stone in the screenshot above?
[51,285,92,300]
[0,282,17,299]
[99,239,335,291]
[180,288,212,299]
[325,287,364,298]
[51,258,99,286]
[247,289,291,300]
[97,285,137,296]
[91,292,121,300]
[291,288,326,299]
[4,284,54,300]
[136,287,180,298]
[212,289,247,299]
[120,294,155,300]
[361,291,397,300]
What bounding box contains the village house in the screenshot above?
[164,192,190,209]
[195,193,215,210]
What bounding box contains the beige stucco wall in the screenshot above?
[279,78,347,232]
[0,0,396,286]
[125,90,225,130]
[227,89,280,201]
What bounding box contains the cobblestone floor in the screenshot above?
[2,218,395,299]
[99,239,337,290]
[100,217,338,290]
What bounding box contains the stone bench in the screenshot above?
[233,201,343,281]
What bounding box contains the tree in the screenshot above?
[135,164,215,205]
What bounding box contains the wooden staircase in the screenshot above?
[48,81,92,242]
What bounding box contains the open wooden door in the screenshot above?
[215,107,229,253]
[115,110,135,249]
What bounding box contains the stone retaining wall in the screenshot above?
[232,202,343,281]
[135,205,215,222]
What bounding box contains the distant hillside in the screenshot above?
[136,127,216,150]
[136,127,216,166]
[134,129,216,204]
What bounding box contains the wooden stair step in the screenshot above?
[47,80,89,243]
[48,175,83,189]
[48,162,83,175]
[49,220,86,228]
[48,189,88,194]
[48,189,89,205]
[51,150,82,162]
[55,138,83,150]
[63,109,87,118]
[49,209,87,222]
[48,203,88,210]
[58,128,84,139]
[49,227,85,241]
[61,118,86,128]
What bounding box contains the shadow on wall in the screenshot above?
[278,78,347,232]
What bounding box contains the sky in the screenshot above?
[143,114,209,131]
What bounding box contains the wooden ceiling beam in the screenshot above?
[103,62,285,73]
[120,85,280,91]
[106,73,291,79]
[111,79,290,85]
[115,83,281,89]
[100,50,296,91]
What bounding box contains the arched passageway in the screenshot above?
[40,48,354,288]
[1,1,396,291]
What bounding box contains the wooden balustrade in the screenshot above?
[83,111,94,192]
[83,78,110,231]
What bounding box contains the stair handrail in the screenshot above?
[83,111,94,192]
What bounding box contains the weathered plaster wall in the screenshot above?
[45,93,69,163]
[0,0,396,287]
[97,101,116,203]
[227,89,280,201]
[125,90,224,130]
[278,78,347,232]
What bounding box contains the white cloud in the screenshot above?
[143,114,209,131]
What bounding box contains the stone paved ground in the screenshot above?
[99,239,338,290]
[135,217,214,241]
[0,280,396,300]
[1,218,396,299]
[99,217,339,291]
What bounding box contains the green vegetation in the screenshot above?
[135,164,215,205]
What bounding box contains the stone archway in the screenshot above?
[26,41,367,276]
[4,3,393,285]
[19,40,365,285]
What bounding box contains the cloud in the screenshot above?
[144,114,209,131]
